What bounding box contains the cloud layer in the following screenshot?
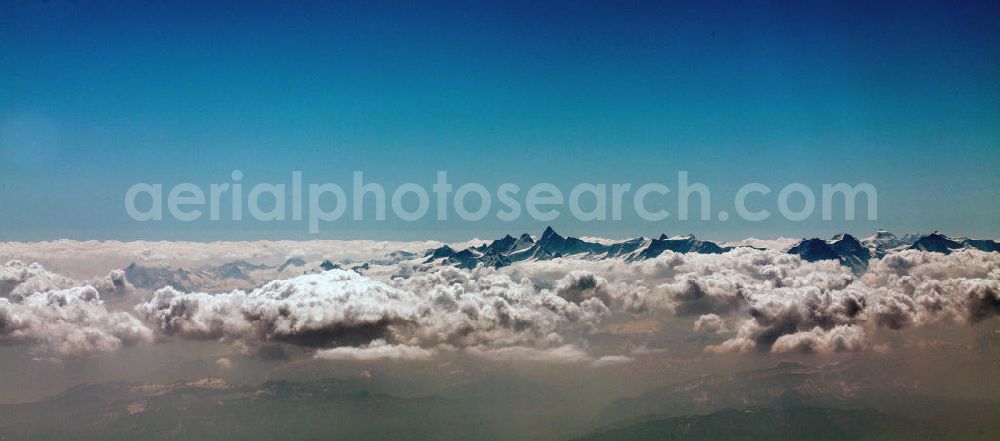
[0,286,152,357]
[136,268,608,359]
[2,243,998,361]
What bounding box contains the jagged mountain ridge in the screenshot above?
[862,229,912,257]
[787,234,874,274]
[121,230,998,291]
[424,228,999,272]
[424,227,733,269]
[910,232,1000,254]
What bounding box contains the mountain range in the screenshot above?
[423,227,999,274]
[117,229,999,293]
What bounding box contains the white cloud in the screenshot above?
[590,354,633,368]
[4,241,999,361]
[136,270,423,345]
[704,249,999,354]
[1,260,139,307]
[136,268,611,360]
[215,357,234,369]
[0,286,152,357]
[465,344,593,364]
[693,313,728,334]
[1,260,76,298]
[315,339,435,361]
[771,325,867,354]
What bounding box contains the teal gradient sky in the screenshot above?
[1,0,998,241]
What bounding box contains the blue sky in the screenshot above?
[1,0,998,241]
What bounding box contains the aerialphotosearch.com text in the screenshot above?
[124,171,878,233]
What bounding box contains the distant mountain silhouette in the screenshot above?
[420,228,997,273]
[424,227,731,269]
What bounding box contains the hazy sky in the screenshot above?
[1,0,998,241]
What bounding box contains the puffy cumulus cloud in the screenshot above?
[498,248,854,316]
[136,268,611,359]
[87,269,140,305]
[136,270,423,346]
[639,248,852,291]
[387,267,609,350]
[870,276,1000,326]
[414,249,1000,352]
[963,278,1000,322]
[706,286,867,354]
[863,249,999,283]
[496,265,649,314]
[866,290,918,330]
[706,249,1000,354]
[693,313,727,334]
[860,251,1000,327]
[315,339,435,361]
[7,242,1000,360]
[653,275,747,316]
[1,260,139,306]
[553,271,615,304]
[0,286,152,357]
[771,325,867,354]
[1,260,75,298]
